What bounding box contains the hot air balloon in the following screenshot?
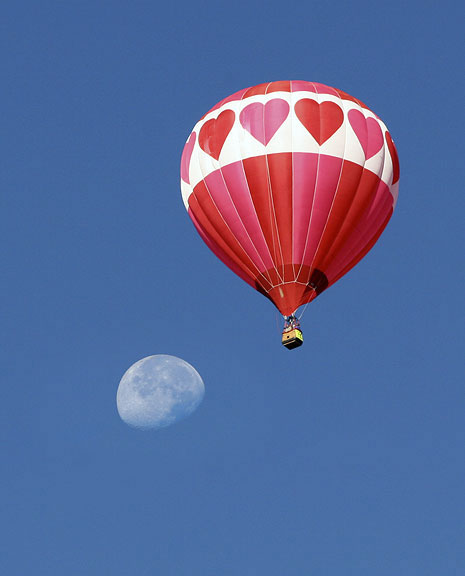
[180,81,399,349]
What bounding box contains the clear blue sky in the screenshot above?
[2,1,464,574]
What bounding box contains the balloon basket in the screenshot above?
[282,328,304,350]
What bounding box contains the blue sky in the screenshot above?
[2,1,464,574]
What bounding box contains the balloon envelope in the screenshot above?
[180,81,399,316]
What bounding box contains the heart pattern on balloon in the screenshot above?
[240,99,290,145]
[181,132,196,183]
[348,109,384,160]
[199,110,235,161]
[295,99,344,145]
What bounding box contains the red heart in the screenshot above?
[199,110,235,160]
[295,99,343,145]
[348,109,384,160]
[180,132,196,184]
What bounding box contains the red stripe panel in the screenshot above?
[242,155,282,278]
[330,208,393,285]
[267,153,293,280]
[266,80,291,93]
[202,169,271,277]
[300,154,344,275]
[318,172,388,273]
[292,153,318,264]
[220,161,275,271]
[188,207,259,291]
[312,163,378,271]
[325,187,393,282]
[189,182,272,293]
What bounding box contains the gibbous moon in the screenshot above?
[116,355,205,430]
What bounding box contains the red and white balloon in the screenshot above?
[180,81,399,316]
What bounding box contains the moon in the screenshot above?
[116,355,205,430]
